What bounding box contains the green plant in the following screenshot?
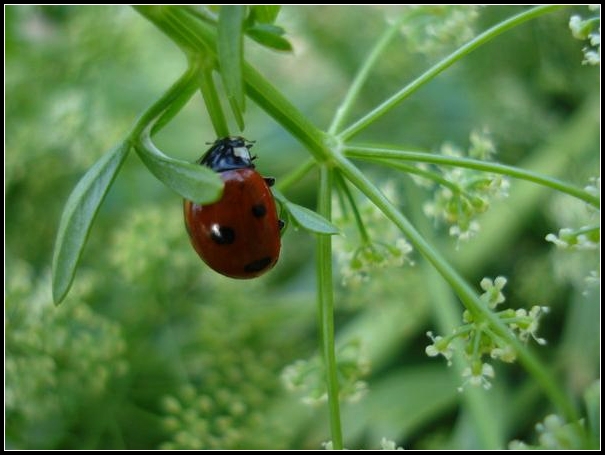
[7,5,599,449]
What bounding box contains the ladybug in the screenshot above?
[183,137,283,279]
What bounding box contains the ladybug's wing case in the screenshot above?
[184,169,281,279]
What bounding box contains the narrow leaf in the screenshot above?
[227,95,245,131]
[273,190,339,235]
[250,5,281,24]
[52,141,130,305]
[287,202,339,234]
[218,5,246,127]
[135,134,223,204]
[151,82,198,136]
[247,24,293,52]
[198,69,230,138]
[249,23,287,36]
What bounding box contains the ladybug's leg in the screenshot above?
[278,219,285,230]
[264,177,276,187]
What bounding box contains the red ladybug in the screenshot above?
[183,137,283,278]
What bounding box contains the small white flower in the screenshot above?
[469,129,496,160]
[459,362,495,391]
[425,331,454,366]
[545,233,569,248]
[512,306,549,345]
[490,344,516,363]
[545,228,575,248]
[480,276,507,308]
[569,15,588,39]
[450,220,481,242]
[380,437,404,450]
[582,48,600,65]
[322,441,334,450]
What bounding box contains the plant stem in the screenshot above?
[328,12,407,135]
[345,146,599,208]
[244,63,329,163]
[338,5,565,140]
[198,68,229,137]
[316,166,343,449]
[334,171,371,244]
[140,6,332,162]
[276,158,316,192]
[335,153,579,423]
[129,66,200,141]
[369,158,471,196]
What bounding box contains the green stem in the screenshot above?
[276,157,316,192]
[335,153,579,423]
[198,68,229,137]
[367,157,473,196]
[129,66,200,141]
[134,6,209,56]
[244,63,329,162]
[328,12,407,135]
[405,178,503,448]
[137,6,331,162]
[334,171,371,243]
[316,166,343,449]
[338,5,565,140]
[345,146,599,208]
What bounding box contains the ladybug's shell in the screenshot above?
[184,168,281,279]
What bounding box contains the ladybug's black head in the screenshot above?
[199,136,256,172]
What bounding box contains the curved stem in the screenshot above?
[129,66,200,141]
[316,166,343,449]
[338,5,565,140]
[346,146,599,208]
[328,11,407,135]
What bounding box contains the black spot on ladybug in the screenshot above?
[252,204,267,218]
[264,177,275,187]
[244,257,272,273]
[210,224,235,245]
[278,219,285,230]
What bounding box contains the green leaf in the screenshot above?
[52,141,131,305]
[134,134,223,204]
[151,82,198,136]
[273,190,339,235]
[288,202,339,234]
[247,24,293,51]
[249,5,281,24]
[198,68,229,138]
[218,5,246,130]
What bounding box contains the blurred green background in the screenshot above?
[5,5,599,449]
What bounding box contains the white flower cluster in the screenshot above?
[398,6,480,57]
[422,130,509,243]
[426,276,550,391]
[333,182,414,287]
[281,340,370,406]
[569,7,600,65]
